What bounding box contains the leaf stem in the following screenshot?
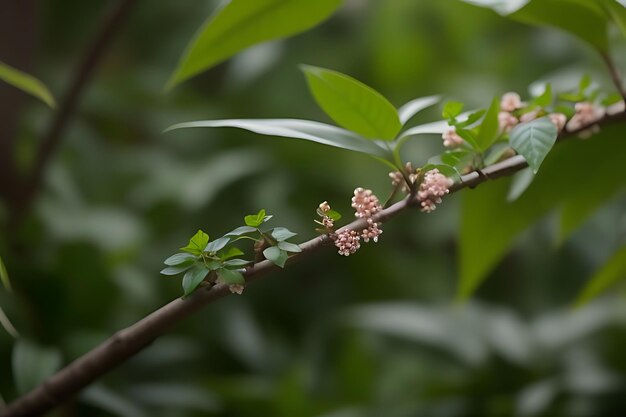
[600,51,626,102]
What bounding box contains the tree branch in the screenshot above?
[9,0,137,226]
[2,111,625,417]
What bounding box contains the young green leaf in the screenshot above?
[532,84,552,107]
[245,209,266,227]
[165,119,388,158]
[164,253,198,266]
[205,236,231,253]
[216,268,246,285]
[182,265,209,297]
[476,97,500,152]
[456,109,486,129]
[271,227,297,242]
[263,246,289,268]
[325,209,342,221]
[442,101,464,120]
[0,61,56,108]
[180,230,210,255]
[223,259,253,267]
[277,241,302,253]
[161,263,195,276]
[219,247,245,260]
[301,65,402,140]
[509,117,558,174]
[225,226,257,236]
[575,245,626,306]
[167,0,342,88]
[398,95,441,125]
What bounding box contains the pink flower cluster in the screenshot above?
[566,102,604,137]
[318,201,334,228]
[417,169,454,213]
[442,126,464,148]
[330,188,384,256]
[389,162,418,193]
[496,91,568,135]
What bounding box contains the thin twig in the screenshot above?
[600,52,626,102]
[10,0,137,226]
[2,111,625,417]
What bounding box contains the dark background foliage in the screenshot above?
[1,1,625,416]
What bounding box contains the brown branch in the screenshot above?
[10,0,137,226]
[3,111,626,417]
[600,52,626,103]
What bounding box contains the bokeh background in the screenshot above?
[1,0,626,416]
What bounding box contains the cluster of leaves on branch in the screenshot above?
[161,210,301,296]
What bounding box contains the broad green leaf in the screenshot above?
[326,209,342,221]
[180,230,210,255]
[0,255,11,292]
[225,226,257,236]
[277,241,302,253]
[12,340,62,394]
[271,227,297,242]
[263,246,288,268]
[510,0,609,51]
[509,117,558,174]
[458,123,626,299]
[602,0,626,36]
[161,263,195,276]
[164,253,198,266]
[507,167,534,202]
[439,149,471,167]
[476,97,500,152]
[216,268,246,285]
[205,236,230,253]
[301,65,401,140]
[167,0,342,88]
[165,119,388,158]
[182,265,209,297]
[575,245,626,306]
[0,61,55,108]
[442,101,464,120]
[219,247,245,260]
[244,209,266,227]
[398,95,441,125]
[223,259,252,267]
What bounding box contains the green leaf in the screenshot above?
[0,255,11,292]
[161,263,195,276]
[458,123,626,299]
[326,209,342,221]
[456,109,487,129]
[575,245,626,306]
[225,226,257,236]
[271,227,297,241]
[510,0,609,51]
[12,340,62,394]
[301,65,401,140]
[532,84,552,107]
[509,117,558,174]
[476,97,500,152]
[182,265,209,297]
[216,268,246,285]
[602,0,626,36]
[439,149,471,167]
[442,101,464,120]
[0,61,55,108]
[263,246,289,268]
[398,95,441,125]
[219,247,245,260]
[420,164,460,181]
[167,0,342,88]
[164,253,198,266]
[165,119,388,158]
[223,259,253,267]
[277,241,302,253]
[180,230,210,255]
[579,73,592,93]
[245,209,266,227]
[205,236,230,253]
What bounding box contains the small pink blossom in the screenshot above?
[417,169,454,213]
[322,216,334,228]
[389,162,417,194]
[319,201,331,213]
[606,100,625,116]
[498,111,518,133]
[566,102,604,133]
[442,126,464,148]
[229,284,245,295]
[362,219,382,243]
[352,188,382,218]
[333,229,361,256]
[500,92,523,112]
[548,113,567,132]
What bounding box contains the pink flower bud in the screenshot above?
[498,111,518,133]
[566,102,604,133]
[500,92,523,112]
[333,229,361,256]
[442,126,464,148]
[229,284,245,295]
[417,169,453,213]
[519,109,540,123]
[319,201,331,213]
[352,188,382,218]
[548,113,567,132]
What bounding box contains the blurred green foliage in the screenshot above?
[1,0,626,416]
